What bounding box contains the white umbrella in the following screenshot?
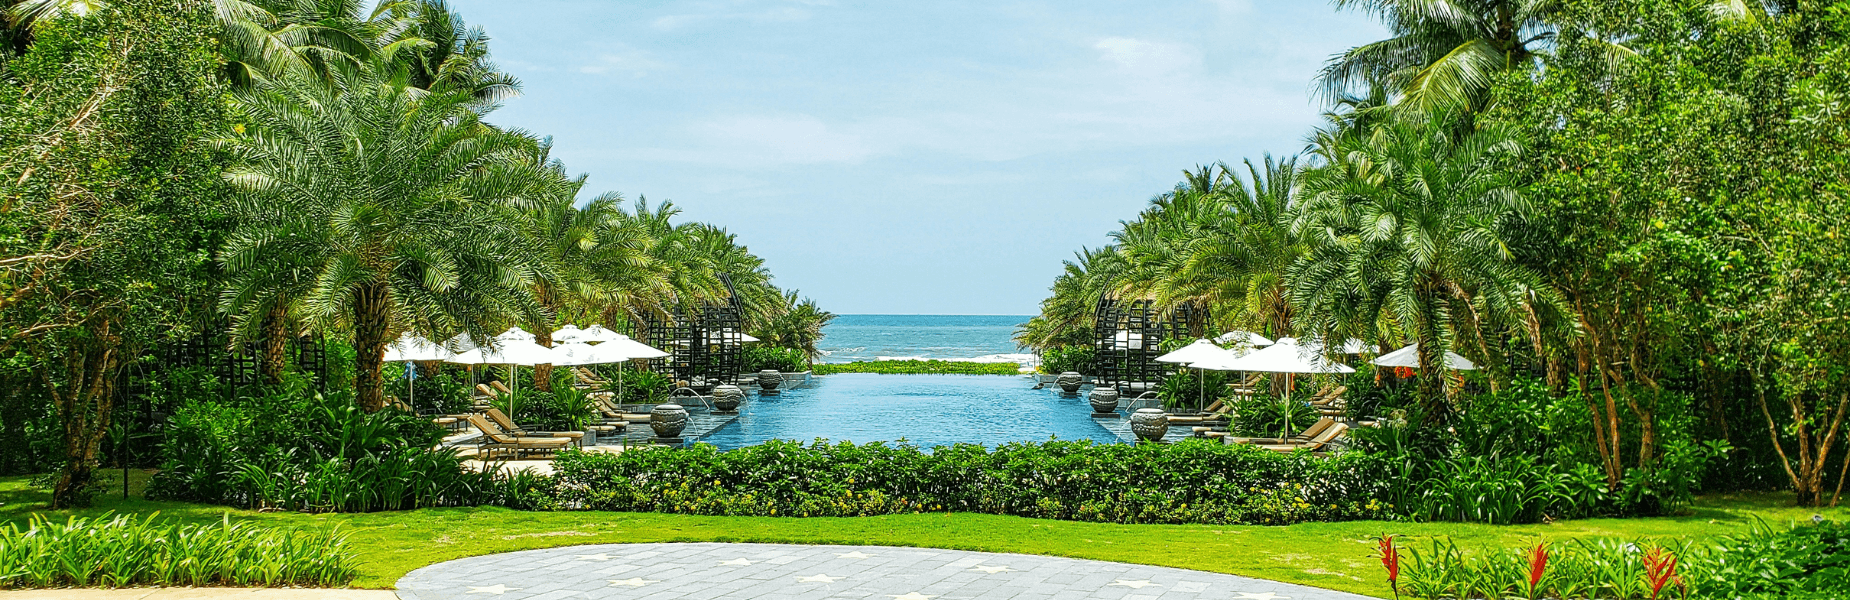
[1373,343,1477,371]
[1221,339,1356,440]
[448,334,555,418]
[576,324,624,343]
[1213,330,1275,347]
[1156,339,1244,411]
[548,341,610,366]
[552,324,586,343]
[384,333,450,410]
[443,333,480,353]
[584,335,670,401]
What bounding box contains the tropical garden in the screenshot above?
[0,0,1847,598]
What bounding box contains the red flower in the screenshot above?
[1643,546,1678,600]
[1378,535,1401,598]
[1525,542,1548,597]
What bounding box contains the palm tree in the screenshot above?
[753,290,836,366]
[218,60,543,411]
[1290,113,1559,411]
[1318,0,1560,115]
[1015,246,1124,352]
[512,139,613,390]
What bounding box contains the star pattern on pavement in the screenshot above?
[1109,579,1160,589]
[608,578,660,587]
[890,593,936,600]
[796,574,844,583]
[969,565,1014,573]
[719,558,754,566]
[574,553,612,561]
[1235,593,1289,600]
[466,584,519,595]
[836,551,876,559]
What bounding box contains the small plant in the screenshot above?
[1642,546,1678,600]
[0,512,355,588]
[1379,534,1402,599]
[1525,542,1548,600]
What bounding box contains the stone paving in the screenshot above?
[393,543,1370,600]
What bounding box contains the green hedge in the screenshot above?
[546,439,1396,525]
[814,360,1021,375]
[0,513,354,588]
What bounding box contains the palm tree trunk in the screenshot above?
[534,327,554,392]
[260,303,287,385]
[352,282,391,412]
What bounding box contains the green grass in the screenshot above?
[5,471,1844,598]
[813,360,1023,375]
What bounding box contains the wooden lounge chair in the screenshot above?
[482,407,584,446]
[1309,385,1349,406]
[1255,423,1349,453]
[1169,400,1232,425]
[490,380,513,396]
[1213,417,1339,444]
[464,414,571,460]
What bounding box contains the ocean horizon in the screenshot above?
[817,314,1035,365]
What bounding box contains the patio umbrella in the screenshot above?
[448,331,555,418]
[575,324,624,343]
[583,335,670,400]
[552,324,586,343]
[1213,330,1275,347]
[1221,339,1355,440]
[1372,343,1477,371]
[383,333,450,410]
[1155,339,1243,411]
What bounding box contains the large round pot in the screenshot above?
[1130,408,1170,442]
[712,385,744,413]
[1055,372,1084,395]
[758,370,782,393]
[650,403,689,438]
[1088,387,1120,416]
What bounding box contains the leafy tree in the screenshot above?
[1319,0,1562,114]
[1291,113,1560,411]
[0,0,226,507]
[752,290,835,366]
[217,58,543,412]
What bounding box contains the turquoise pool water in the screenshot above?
[697,373,1121,450]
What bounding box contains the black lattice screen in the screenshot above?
[1091,298,1210,394]
[644,274,746,388]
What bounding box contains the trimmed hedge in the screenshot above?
[547,439,1396,525]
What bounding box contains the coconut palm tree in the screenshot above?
[1014,246,1124,352]
[1290,113,1560,412]
[754,290,836,366]
[1318,0,1561,115]
[218,60,543,411]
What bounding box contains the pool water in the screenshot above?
[697,373,1122,450]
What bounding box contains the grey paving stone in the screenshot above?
[394,542,1371,600]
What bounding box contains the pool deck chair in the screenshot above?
[464,414,571,460]
[483,407,584,446]
[1255,422,1349,453]
[1212,417,1339,445]
[490,380,513,396]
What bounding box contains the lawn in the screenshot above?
[4,471,1844,598]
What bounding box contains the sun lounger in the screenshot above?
[1255,423,1349,453]
[490,380,513,396]
[1215,417,1339,444]
[464,414,571,460]
[481,407,583,446]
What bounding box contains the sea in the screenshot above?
[817,314,1037,367]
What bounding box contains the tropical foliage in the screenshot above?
[1020,0,1850,507]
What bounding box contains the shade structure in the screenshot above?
[383,333,450,361]
[1213,330,1275,347]
[494,327,537,343]
[1216,339,1353,441]
[548,341,615,366]
[552,325,586,343]
[384,333,450,410]
[575,324,624,343]
[1155,339,1245,411]
[1373,343,1477,371]
[447,333,555,420]
[443,333,480,354]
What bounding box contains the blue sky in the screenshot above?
[451,0,1384,315]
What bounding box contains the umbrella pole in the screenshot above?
[1198,367,1204,413]
[409,362,415,412]
[1284,373,1294,440]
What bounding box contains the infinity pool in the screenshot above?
[697,373,1122,450]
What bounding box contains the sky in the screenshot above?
[450,0,1386,315]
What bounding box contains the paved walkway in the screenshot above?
[394,543,1370,600]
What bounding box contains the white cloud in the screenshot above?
[688,114,876,165]
[1093,37,1200,74]
[576,45,669,76]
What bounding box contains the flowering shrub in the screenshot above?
[548,438,1397,525]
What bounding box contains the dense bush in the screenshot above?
[0,512,355,588]
[147,375,523,512]
[742,346,806,373]
[1038,345,1095,375]
[1388,519,1850,600]
[547,438,1396,525]
[383,363,474,414]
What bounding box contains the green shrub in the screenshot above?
[147,376,512,512]
[549,438,1396,525]
[1038,345,1096,375]
[743,346,806,373]
[0,512,355,588]
[813,360,1020,375]
[1230,393,1321,439]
